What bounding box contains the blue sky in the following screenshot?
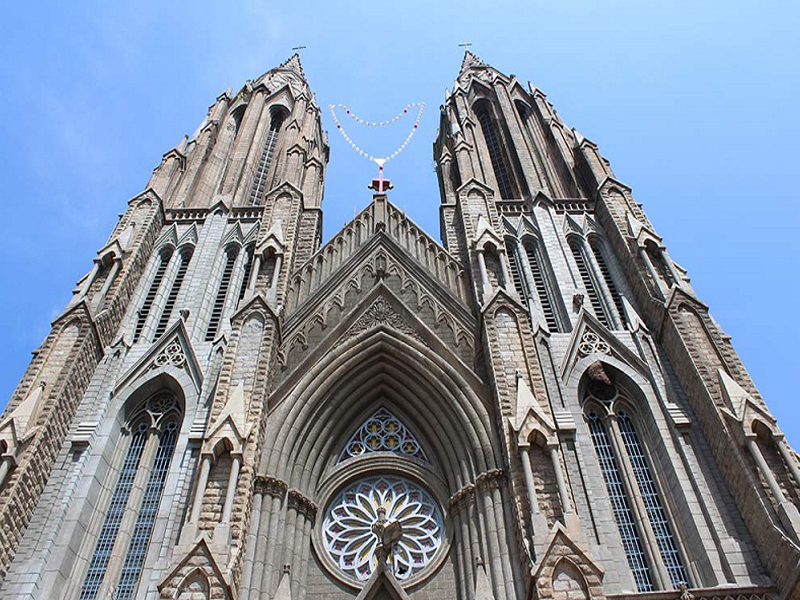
[0,1,798,446]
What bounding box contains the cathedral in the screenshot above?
[0,51,798,600]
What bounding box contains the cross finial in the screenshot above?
[292,45,306,53]
[458,42,472,49]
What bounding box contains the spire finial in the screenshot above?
[460,47,486,72]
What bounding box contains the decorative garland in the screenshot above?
[329,102,425,167]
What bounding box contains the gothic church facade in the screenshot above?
[0,52,798,600]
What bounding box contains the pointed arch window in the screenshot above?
[206,245,239,341]
[237,244,255,304]
[79,393,182,600]
[569,238,610,329]
[477,108,514,199]
[523,240,561,333]
[617,411,688,587]
[338,407,427,462]
[584,376,689,591]
[248,111,286,206]
[134,248,172,343]
[505,239,526,301]
[154,247,193,340]
[587,411,653,591]
[589,238,626,327]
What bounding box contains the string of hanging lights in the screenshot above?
[328,102,425,166]
[332,103,422,127]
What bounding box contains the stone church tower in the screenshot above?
[0,51,798,600]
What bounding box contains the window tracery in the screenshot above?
[338,408,427,462]
[78,392,182,600]
[322,476,443,581]
[584,372,688,591]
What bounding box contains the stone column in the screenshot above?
[639,247,665,300]
[247,256,262,295]
[77,262,100,299]
[549,445,571,514]
[189,454,212,524]
[498,247,511,292]
[0,455,15,488]
[519,447,548,546]
[777,437,800,492]
[221,454,242,523]
[747,436,800,540]
[239,486,263,600]
[662,249,682,287]
[99,258,121,297]
[476,248,492,300]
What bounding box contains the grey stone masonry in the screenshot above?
[0,51,797,600]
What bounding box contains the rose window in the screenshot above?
[322,476,443,581]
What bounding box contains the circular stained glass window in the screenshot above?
[322,476,443,581]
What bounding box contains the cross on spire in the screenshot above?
[292,45,306,53]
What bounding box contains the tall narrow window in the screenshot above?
[617,411,688,588]
[79,393,181,600]
[79,422,149,600]
[114,421,180,600]
[524,242,559,332]
[237,244,255,304]
[154,249,192,340]
[505,240,526,300]
[584,369,690,592]
[206,246,239,341]
[133,249,172,343]
[570,239,610,328]
[587,412,654,591]
[590,239,626,327]
[248,112,285,206]
[477,109,514,199]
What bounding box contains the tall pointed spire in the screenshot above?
[460,49,486,72]
[278,53,305,79]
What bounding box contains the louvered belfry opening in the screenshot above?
[570,239,610,328]
[505,240,526,300]
[477,108,514,199]
[206,246,239,341]
[248,111,286,206]
[133,249,172,343]
[154,249,192,340]
[590,238,626,327]
[237,244,255,304]
[524,242,559,332]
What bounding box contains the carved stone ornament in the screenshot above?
[475,469,505,492]
[153,340,187,369]
[255,475,288,498]
[342,297,423,344]
[448,483,476,513]
[577,331,611,357]
[288,489,318,521]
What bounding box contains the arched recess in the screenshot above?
[72,370,189,600]
[571,359,702,591]
[751,420,800,508]
[176,567,210,600]
[249,328,521,600]
[551,558,589,600]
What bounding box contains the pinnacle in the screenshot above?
[460,49,486,72]
[278,53,305,79]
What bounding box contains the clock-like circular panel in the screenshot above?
[322,475,443,581]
